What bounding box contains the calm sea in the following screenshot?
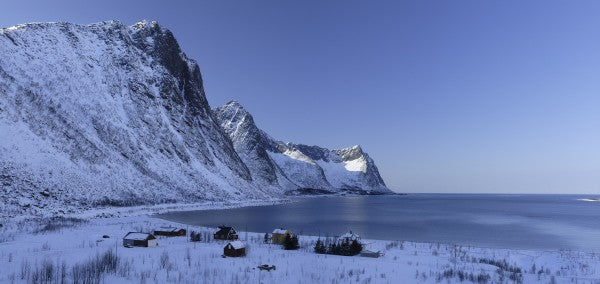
[157,194,600,252]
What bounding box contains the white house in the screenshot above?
[339,231,361,243]
[122,232,158,247]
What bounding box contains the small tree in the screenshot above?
[338,239,351,256]
[283,234,299,250]
[314,238,326,254]
[190,231,202,242]
[350,239,363,255]
[263,233,269,244]
[328,242,339,255]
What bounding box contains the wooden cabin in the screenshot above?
[123,232,157,247]
[154,227,186,237]
[214,226,239,240]
[223,241,246,257]
[360,250,382,258]
[271,228,292,244]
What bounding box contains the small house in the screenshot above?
[214,225,239,240]
[123,232,157,247]
[271,228,292,244]
[154,227,186,237]
[360,250,382,258]
[223,241,246,257]
[339,231,361,243]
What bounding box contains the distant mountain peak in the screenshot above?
[224,99,243,107]
[131,19,159,29]
[213,101,390,193]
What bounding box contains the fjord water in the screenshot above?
[158,194,600,252]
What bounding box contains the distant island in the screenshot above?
[578,198,600,202]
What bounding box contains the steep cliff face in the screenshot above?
[213,101,390,194]
[212,101,297,192]
[0,20,269,216]
[0,20,391,217]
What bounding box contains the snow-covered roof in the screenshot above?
[340,231,360,240]
[157,227,183,232]
[272,229,289,234]
[123,232,153,241]
[227,241,246,249]
[215,226,235,235]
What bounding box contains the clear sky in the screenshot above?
[2,0,599,194]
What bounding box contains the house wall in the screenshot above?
[155,230,186,237]
[224,247,245,257]
[272,233,290,244]
[123,238,157,247]
[215,232,238,240]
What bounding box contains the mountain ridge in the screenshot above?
[0,20,391,217]
[213,100,389,194]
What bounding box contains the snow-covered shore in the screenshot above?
[67,198,288,220]
[1,213,599,283]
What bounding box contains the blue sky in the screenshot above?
[2,0,599,193]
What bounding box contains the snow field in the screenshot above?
[0,215,598,283]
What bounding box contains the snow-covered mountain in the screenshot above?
[213,101,389,194]
[0,20,390,217]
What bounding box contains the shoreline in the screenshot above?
[74,198,290,219]
[153,214,599,255]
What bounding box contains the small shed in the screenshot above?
[360,250,382,258]
[223,241,246,257]
[339,231,361,243]
[271,228,292,244]
[123,232,157,247]
[154,227,186,237]
[214,226,239,240]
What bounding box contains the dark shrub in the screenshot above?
[283,234,299,250]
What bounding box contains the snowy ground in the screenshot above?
[0,212,599,283]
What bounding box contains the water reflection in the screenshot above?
[157,194,600,252]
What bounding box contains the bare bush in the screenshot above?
[30,259,54,284]
[160,250,171,269]
[20,259,31,280]
[71,249,119,284]
[34,217,87,234]
[185,248,192,267]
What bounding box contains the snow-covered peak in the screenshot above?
[213,100,258,147]
[213,101,390,194]
[223,100,245,110]
[216,100,253,124]
[337,144,366,161]
[130,19,160,31]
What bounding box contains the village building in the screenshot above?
[213,225,239,240]
[339,231,361,243]
[360,249,382,258]
[223,241,246,257]
[154,227,186,237]
[122,232,157,247]
[271,228,292,244]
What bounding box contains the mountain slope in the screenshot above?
[0,20,391,217]
[213,101,390,194]
[0,20,272,217]
[212,100,298,192]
